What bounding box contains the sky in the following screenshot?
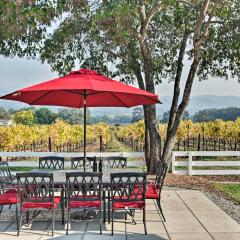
[0,56,239,99]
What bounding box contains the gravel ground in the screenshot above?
[204,190,240,224]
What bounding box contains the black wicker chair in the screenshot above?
[0,161,14,183]
[0,161,18,217]
[110,172,147,235]
[0,183,18,231]
[70,157,97,170]
[16,172,62,236]
[39,156,64,170]
[66,172,103,235]
[102,156,127,168]
[146,162,168,221]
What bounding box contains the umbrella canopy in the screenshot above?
[1,69,160,108]
[0,69,160,166]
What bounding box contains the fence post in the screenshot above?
[171,152,176,174]
[188,152,192,176]
[48,137,52,152]
[100,135,103,152]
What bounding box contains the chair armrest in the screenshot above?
[0,187,17,191]
[0,187,18,196]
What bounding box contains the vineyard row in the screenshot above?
[0,120,111,152]
[115,119,240,152]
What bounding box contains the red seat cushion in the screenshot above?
[0,193,19,205]
[22,196,61,211]
[5,188,17,194]
[69,200,100,208]
[113,201,145,210]
[133,183,159,199]
[146,184,159,199]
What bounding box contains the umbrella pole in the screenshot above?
[83,91,87,171]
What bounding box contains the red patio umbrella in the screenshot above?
[0,69,160,161]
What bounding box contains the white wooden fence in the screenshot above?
[2,151,240,176]
[171,151,240,175]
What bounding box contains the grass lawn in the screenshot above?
[9,166,75,171]
[9,166,37,172]
[10,166,143,172]
[213,183,240,204]
[105,129,133,152]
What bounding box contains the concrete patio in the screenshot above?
[0,190,239,240]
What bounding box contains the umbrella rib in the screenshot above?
[63,89,82,95]
[87,91,106,96]
[29,90,52,105]
[141,94,162,104]
[110,92,130,108]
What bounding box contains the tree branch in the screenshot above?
[138,0,147,26]
[194,0,210,59]
[162,0,213,163]
[178,0,194,6]
[167,26,191,136]
[138,0,163,38]
[134,63,145,90]
[204,4,217,37]
[178,0,210,114]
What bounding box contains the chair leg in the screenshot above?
[0,205,3,214]
[52,208,55,236]
[157,199,165,222]
[111,209,114,236]
[15,204,19,232]
[17,211,23,236]
[108,190,111,224]
[26,211,29,225]
[143,208,147,235]
[103,191,106,223]
[66,208,70,235]
[61,190,64,225]
[99,207,102,235]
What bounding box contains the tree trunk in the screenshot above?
[132,61,152,170]
[132,58,160,173]
[144,104,161,173]
[138,35,161,173]
[143,106,150,168]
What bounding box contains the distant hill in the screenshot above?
[0,95,239,117]
[91,95,240,117]
[157,95,240,117]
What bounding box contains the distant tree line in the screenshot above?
[192,108,240,122]
[0,106,132,125]
[1,106,240,125]
[0,107,10,119]
[160,107,240,123]
[0,106,135,125]
[0,107,88,125]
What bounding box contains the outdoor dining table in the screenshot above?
[27,168,146,223]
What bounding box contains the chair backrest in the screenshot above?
[66,172,102,202]
[111,172,146,203]
[103,156,127,168]
[155,162,168,192]
[17,172,54,204]
[39,156,64,170]
[0,161,12,183]
[71,157,97,169]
